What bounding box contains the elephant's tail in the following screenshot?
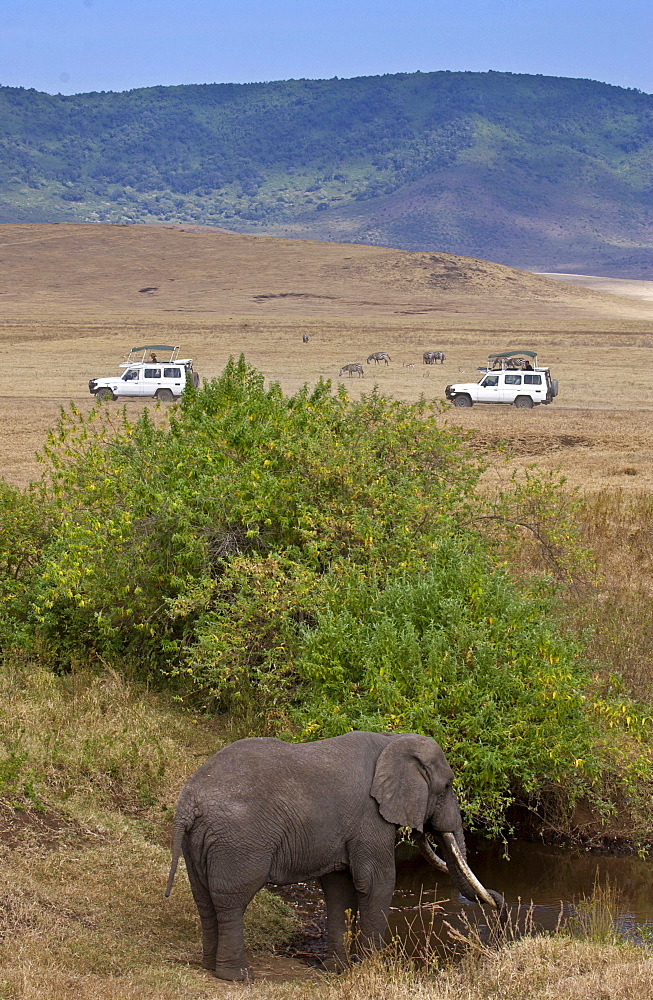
[165,804,196,897]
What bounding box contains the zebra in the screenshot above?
[302,334,310,343]
[339,364,364,378]
[423,351,446,365]
[367,352,391,365]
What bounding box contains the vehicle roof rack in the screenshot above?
[120,345,189,368]
[130,344,178,353]
[488,350,538,360]
[487,349,539,369]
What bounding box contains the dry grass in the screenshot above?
[0,660,225,813]
[0,833,303,1000]
[0,664,300,999]
[564,490,653,701]
[4,223,651,319]
[449,409,653,495]
[321,938,653,1000]
[7,937,652,1000]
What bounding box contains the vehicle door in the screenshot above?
[115,367,142,396]
[475,373,502,402]
[523,372,546,402]
[163,366,184,395]
[142,366,163,396]
[502,372,523,402]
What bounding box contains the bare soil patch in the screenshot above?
[0,804,96,852]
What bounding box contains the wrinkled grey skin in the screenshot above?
[166,731,503,981]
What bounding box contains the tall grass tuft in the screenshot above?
[568,876,623,946]
[568,490,653,701]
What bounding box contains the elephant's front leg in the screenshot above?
[356,880,395,956]
[319,870,359,971]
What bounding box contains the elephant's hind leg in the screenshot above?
[319,870,359,971]
[184,852,219,971]
[199,909,219,971]
[214,904,253,981]
[206,847,269,980]
[183,852,253,980]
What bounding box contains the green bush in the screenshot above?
[286,543,597,830]
[23,356,484,673]
[1,356,652,836]
[0,482,50,622]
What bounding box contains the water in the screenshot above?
[390,838,653,953]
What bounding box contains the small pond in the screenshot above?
[390,838,653,954]
[277,839,653,964]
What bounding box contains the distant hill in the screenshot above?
[1,71,652,276]
[4,223,648,326]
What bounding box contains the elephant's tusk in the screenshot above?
[418,833,449,873]
[442,832,498,909]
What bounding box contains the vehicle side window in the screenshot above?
[123,369,139,381]
[164,367,181,378]
[524,374,542,385]
[505,374,522,385]
[482,375,499,387]
[144,368,162,379]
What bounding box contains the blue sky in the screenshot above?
[2,0,651,96]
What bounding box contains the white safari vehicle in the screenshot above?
[88,345,200,402]
[445,350,558,409]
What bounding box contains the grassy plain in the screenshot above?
[1,223,653,493]
[1,224,653,998]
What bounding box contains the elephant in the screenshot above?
[165,731,505,981]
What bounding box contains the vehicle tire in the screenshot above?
[514,395,534,409]
[551,379,559,397]
[453,394,473,407]
[156,388,175,402]
[191,372,200,389]
[95,388,114,402]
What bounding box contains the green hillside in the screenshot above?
[1,71,652,274]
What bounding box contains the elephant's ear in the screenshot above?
[371,735,430,831]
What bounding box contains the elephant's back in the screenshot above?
[183,731,395,803]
